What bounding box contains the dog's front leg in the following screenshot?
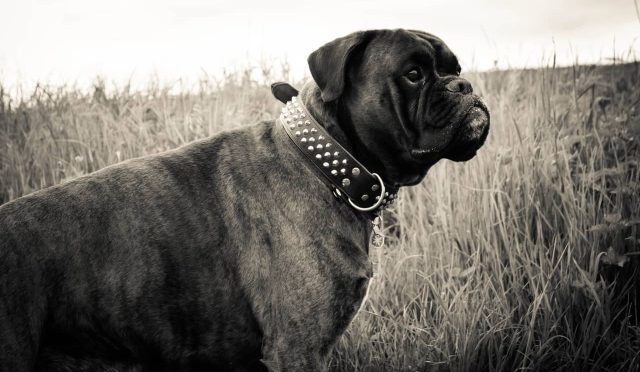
[257,280,343,371]
[260,324,330,372]
[256,272,367,372]
[261,341,326,372]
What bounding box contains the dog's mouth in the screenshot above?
[444,104,490,161]
[410,102,490,163]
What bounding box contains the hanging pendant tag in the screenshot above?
[370,215,385,249]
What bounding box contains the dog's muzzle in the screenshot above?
[444,98,490,162]
[412,76,490,163]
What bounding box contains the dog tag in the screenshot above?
[370,216,385,249]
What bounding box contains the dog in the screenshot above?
[0,29,489,371]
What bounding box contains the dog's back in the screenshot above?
[0,123,276,370]
[1,117,373,371]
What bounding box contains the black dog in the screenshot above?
[0,29,489,371]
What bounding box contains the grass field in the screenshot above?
[1,62,639,371]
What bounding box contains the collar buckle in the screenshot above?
[347,173,386,212]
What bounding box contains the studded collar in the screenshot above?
[278,96,398,216]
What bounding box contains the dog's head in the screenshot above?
[306,29,490,186]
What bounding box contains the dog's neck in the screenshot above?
[299,83,401,189]
[298,83,354,153]
[277,82,398,215]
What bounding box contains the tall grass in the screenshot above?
[1,62,639,371]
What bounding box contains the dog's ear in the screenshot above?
[308,31,372,102]
[270,82,299,103]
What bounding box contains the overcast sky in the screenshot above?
[1,0,639,92]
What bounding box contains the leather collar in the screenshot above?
[278,96,398,216]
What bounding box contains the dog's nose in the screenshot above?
[445,78,473,94]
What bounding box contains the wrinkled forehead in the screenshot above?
[364,29,461,76]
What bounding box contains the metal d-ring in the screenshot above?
[347,173,386,212]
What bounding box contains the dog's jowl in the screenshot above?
[0,29,489,371]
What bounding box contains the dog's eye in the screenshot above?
[405,68,422,83]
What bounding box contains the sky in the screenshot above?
[1,0,639,93]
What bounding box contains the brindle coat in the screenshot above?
[0,29,489,371]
